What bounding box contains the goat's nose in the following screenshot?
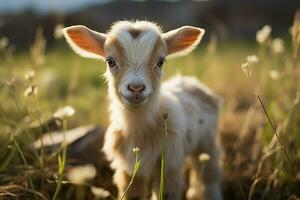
[127,83,145,94]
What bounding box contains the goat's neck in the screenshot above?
[108,90,161,135]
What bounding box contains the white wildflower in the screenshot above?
[0,37,9,49]
[269,70,279,80]
[53,106,75,118]
[24,70,36,80]
[241,62,253,78]
[246,55,259,64]
[132,147,140,153]
[271,38,285,53]
[91,186,110,198]
[54,24,64,39]
[198,153,210,163]
[256,25,272,44]
[24,85,38,97]
[67,164,96,185]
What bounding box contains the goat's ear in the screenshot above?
[63,25,107,59]
[163,26,205,57]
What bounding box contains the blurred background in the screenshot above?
[0,1,300,200]
[0,0,299,48]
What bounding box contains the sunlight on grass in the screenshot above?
[120,147,141,200]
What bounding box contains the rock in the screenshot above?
[34,124,117,195]
[34,125,107,167]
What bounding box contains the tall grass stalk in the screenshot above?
[159,113,168,200]
[0,145,16,173]
[0,82,40,174]
[24,80,48,190]
[26,73,46,171]
[52,118,68,200]
[32,95,46,170]
[13,138,38,200]
[120,148,141,200]
[242,63,296,180]
[256,95,296,179]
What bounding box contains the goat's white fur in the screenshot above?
[109,21,162,65]
[63,20,223,200]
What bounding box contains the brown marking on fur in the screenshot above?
[128,28,142,39]
[110,70,128,103]
[149,37,166,64]
[112,130,124,151]
[104,35,130,102]
[105,35,126,62]
[147,37,167,90]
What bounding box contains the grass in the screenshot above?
[120,148,141,200]
[52,118,68,200]
[158,113,168,200]
[0,14,300,199]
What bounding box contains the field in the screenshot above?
[0,15,300,200]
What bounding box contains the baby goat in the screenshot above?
[63,21,222,200]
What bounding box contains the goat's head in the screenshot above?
[63,21,204,109]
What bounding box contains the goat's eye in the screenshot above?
[157,57,166,68]
[106,57,116,68]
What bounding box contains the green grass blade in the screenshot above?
[159,113,168,200]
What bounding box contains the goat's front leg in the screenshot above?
[200,145,223,200]
[189,140,223,200]
[114,169,149,200]
[152,167,185,200]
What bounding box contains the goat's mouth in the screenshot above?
[120,94,149,108]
